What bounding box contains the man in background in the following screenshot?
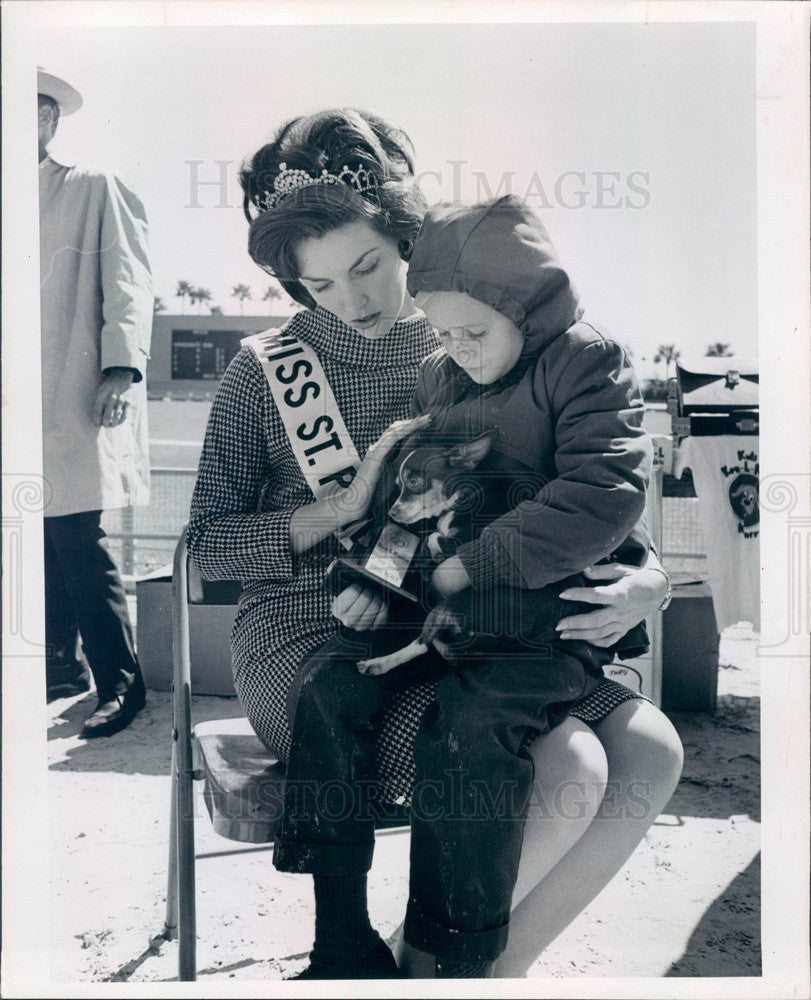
[38,67,153,737]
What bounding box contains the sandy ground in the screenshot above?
[45,625,760,987]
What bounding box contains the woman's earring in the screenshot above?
[399,239,414,260]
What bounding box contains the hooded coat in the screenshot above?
[407,195,652,599]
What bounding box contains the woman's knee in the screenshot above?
[594,700,684,814]
[512,721,608,908]
[646,709,685,805]
[524,718,609,822]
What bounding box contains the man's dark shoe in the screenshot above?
[81,675,146,738]
[46,661,92,701]
[290,938,401,980]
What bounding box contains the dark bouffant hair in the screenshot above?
[239,108,427,309]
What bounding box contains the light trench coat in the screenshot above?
[39,155,153,517]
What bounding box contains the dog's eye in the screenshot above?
[405,472,424,489]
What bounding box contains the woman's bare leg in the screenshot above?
[493,699,683,977]
[394,716,609,977]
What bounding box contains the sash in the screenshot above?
[244,328,423,588]
[242,329,362,547]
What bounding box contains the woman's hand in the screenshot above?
[555,559,669,647]
[365,413,432,462]
[345,413,432,521]
[331,583,389,630]
[430,555,471,600]
[290,414,432,554]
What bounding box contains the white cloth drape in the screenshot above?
[674,435,760,631]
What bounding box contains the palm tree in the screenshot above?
[187,287,200,313]
[262,284,283,312]
[653,344,681,380]
[209,305,224,315]
[196,288,212,314]
[153,296,167,313]
[176,280,193,314]
[706,342,733,357]
[231,284,253,315]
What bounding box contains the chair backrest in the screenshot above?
[171,528,240,697]
[186,548,243,606]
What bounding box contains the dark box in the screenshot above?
[661,582,719,712]
[136,567,237,696]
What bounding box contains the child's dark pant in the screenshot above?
[274,590,606,963]
[273,626,447,876]
[404,647,598,961]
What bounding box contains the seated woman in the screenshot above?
[187,106,683,979]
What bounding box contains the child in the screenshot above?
[275,195,653,979]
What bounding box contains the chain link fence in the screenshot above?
[103,468,197,578]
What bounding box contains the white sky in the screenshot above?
[38,20,757,377]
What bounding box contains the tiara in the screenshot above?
[254,162,379,213]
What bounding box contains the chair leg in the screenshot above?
[148,746,181,954]
[173,532,197,981]
[163,743,179,941]
[177,686,197,981]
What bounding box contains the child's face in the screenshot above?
[415,291,525,384]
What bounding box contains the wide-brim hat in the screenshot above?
[37,66,83,115]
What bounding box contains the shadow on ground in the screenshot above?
[661,693,760,977]
[48,691,243,777]
[666,853,761,977]
[665,694,760,822]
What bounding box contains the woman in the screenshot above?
[187,107,683,978]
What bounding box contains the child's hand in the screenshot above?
[429,555,471,600]
[555,562,667,646]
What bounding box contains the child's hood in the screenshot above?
[407,195,583,355]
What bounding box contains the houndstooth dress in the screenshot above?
[187,307,641,803]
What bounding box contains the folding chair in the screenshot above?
[157,528,408,982]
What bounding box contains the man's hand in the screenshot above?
[94,369,135,428]
[331,583,389,631]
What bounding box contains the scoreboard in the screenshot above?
[147,314,287,399]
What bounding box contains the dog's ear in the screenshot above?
[447,429,498,468]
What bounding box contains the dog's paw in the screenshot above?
[357,639,429,676]
[357,656,396,676]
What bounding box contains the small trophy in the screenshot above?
[327,518,425,604]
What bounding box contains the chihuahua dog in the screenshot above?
[352,425,587,676]
[387,428,499,561]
